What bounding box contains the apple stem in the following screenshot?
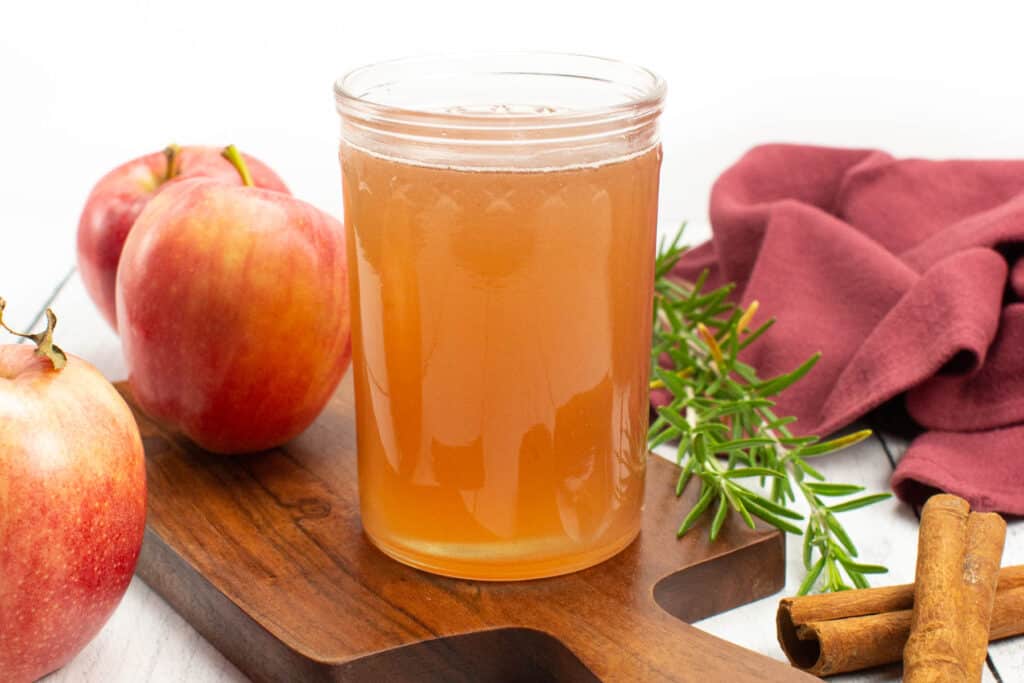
[164,144,182,181]
[221,145,254,187]
[0,298,67,370]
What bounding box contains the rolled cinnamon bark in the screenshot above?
[961,513,1007,682]
[903,494,972,682]
[777,555,1021,675]
[778,579,1024,676]
[904,496,1006,683]
[779,565,1024,627]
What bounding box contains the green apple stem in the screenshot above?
[221,145,254,187]
[0,298,67,370]
[164,144,182,181]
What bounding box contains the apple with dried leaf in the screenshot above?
[0,302,146,682]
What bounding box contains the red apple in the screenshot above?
[0,304,146,682]
[116,146,351,454]
[77,145,290,331]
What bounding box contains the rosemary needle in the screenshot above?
[650,223,892,594]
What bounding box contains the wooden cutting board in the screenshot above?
[117,376,811,682]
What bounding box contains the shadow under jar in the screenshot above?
[335,53,665,580]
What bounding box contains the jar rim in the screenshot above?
[334,51,666,129]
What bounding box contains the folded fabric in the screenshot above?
[669,144,1024,515]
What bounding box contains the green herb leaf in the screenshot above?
[799,429,873,457]
[710,495,728,541]
[828,493,893,514]
[740,491,805,520]
[649,426,682,450]
[841,559,889,575]
[825,513,858,557]
[656,406,691,434]
[651,223,892,594]
[756,353,821,397]
[798,557,827,595]
[678,483,715,537]
[743,498,804,534]
[722,467,787,480]
[805,482,866,496]
[653,367,690,398]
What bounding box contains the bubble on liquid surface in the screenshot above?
[445,104,571,115]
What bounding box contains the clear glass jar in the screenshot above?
[335,53,665,580]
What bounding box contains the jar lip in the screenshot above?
[334,51,666,128]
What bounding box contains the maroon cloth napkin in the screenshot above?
[670,144,1024,514]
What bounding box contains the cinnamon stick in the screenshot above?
[778,582,1024,676]
[777,520,1017,677]
[961,513,1008,681]
[903,494,972,682]
[781,565,1024,627]
[904,495,1006,682]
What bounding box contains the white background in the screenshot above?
[3,2,1024,681]
[4,1,1024,304]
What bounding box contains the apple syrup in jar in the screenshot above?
[336,54,665,580]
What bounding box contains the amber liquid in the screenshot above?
[341,144,661,580]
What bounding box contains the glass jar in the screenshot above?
[335,53,665,580]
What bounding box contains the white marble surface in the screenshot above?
[7,237,1013,682]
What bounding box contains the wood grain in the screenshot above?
[40,251,947,683]
[115,375,811,682]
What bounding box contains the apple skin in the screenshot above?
[116,177,351,454]
[0,346,146,682]
[77,146,290,331]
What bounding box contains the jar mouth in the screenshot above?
[334,52,665,170]
[335,52,666,129]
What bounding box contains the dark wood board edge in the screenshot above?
[138,528,609,682]
[136,528,330,683]
[654,528,786,623]
[137,523,798,682]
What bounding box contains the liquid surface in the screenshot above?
[340,145,661,579]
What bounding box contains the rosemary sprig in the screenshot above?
[650,223,892,594]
